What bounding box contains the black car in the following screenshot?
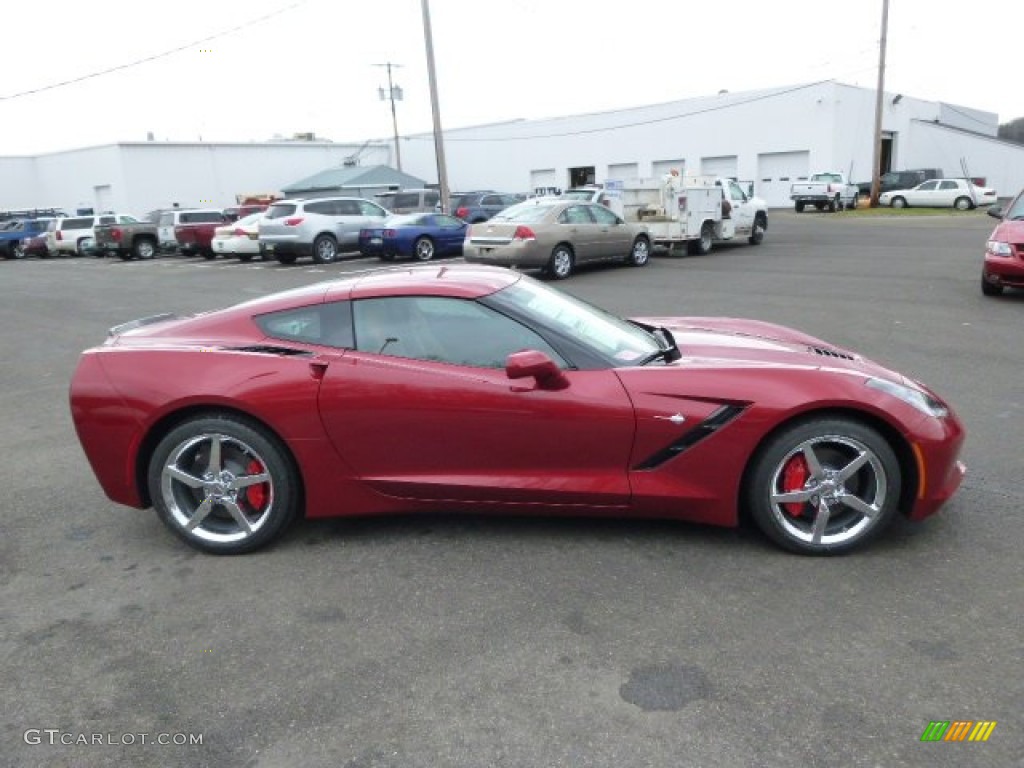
[447,191,525,223]
[856,169,943,197]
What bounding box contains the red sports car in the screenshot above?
[69,264,965,556]
[982,189,1024,296]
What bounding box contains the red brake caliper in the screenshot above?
[781,454,809,517]
[244,459,268,511]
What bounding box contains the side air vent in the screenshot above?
[230,345,312,357]
[808,345,856,361]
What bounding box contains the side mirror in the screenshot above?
[506,350,569,390]
[987,205,1004,220]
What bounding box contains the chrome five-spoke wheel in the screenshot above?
[747,418,900,554]
[148,415,298,554]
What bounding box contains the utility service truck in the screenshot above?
[620,172,768,255]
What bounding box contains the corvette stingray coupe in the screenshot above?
[69,264,965,556]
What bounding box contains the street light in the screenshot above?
[374,62,403,172]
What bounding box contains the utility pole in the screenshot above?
[421,0,450,214]
[374,62,403,172]
[869,0,889,208]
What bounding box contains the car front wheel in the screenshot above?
[148,414,299,554]
[746,417,901,555]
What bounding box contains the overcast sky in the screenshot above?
[1,0,1021,156]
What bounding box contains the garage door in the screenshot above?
[700,155,738,178]
[757,151,810,207]
[652,159,685,178]
[530,168,558,196]
[607,163,639,181]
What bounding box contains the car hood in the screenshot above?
[632,315,902,382]
[989,218,1024,242]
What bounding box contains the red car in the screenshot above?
[69,264,965,556]
[982,190,1024,296]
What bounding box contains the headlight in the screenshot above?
[987,240,1012,257]
[866,377,948,418]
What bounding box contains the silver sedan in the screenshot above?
[462,200,651,279]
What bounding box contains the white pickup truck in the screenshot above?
[790,172,859,212]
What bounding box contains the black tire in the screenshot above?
[133,238,157,260]
[238,253,254,263]
[276,254,298,265]
[848,194,859,210]
[746,417,901,555]
[748,214,766,245]
[546,244,574,279]
[627,236,650,267]
[891,196,907,209]
[413,236,435,261]
[794,202,805,213]
[10,241,26,259]
[147,414,300,555]
[981,274,1003,296]
[76,238,90,257]
[954,196,973,211]
[828,196,839,213]
[202,250,217,260]
[692,222,714,255]
[312,235,339,264]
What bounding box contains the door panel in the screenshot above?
[317,354,636,506]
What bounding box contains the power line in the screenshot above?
[407,80,838,143]
[0,1,308,102]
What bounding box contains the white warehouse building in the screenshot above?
[396,80,1024,207]
[3,80,1023,214]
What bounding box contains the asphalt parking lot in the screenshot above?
[2,210,1021,768]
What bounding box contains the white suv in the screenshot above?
[48,214,138,256]
[259,197,389,264]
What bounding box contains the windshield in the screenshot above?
[1003,192,1024,220]
[490,276,662,365]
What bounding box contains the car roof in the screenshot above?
[328,263,522,301]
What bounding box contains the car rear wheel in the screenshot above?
[891,196,907,209]
[312,235,339,264]
[828,196,839,212]
[133,239,156,260]
[10,241,26,259]
[413,236,435,261]
[848,194,859,210]
[794,202,805,213]
[238,253,254,262]
[546,245,574,279]
[746,417,901,555]
[748,215,766,245]
[148,414,299,555]
[954,196,973,211]
[688,222,714,255]
[981,274,1004,296]
[627,236,650,267]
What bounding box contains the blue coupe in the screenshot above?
[359,213,468,261]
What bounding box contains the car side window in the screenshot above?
[354,296,565,368]
[560,206,595,224]
[938,181,959,190]
[358,201,387,217]
[304,201,333,215]
[918,181,939,191]
[99,216,116,225]
[590,205,621,225]
[256,301,354,348]
[436,214,464,229]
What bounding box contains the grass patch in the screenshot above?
[842,205,990,217]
